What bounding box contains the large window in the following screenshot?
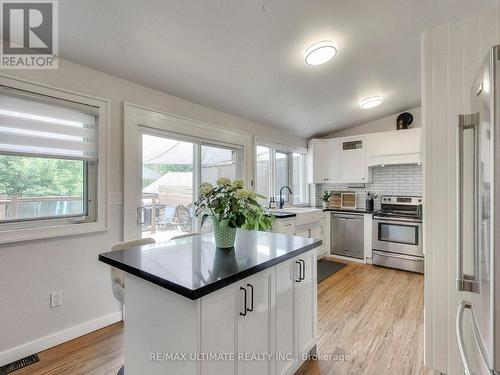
[0,89,99,230]
[255,144,308,206]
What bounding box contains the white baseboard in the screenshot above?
[0,311,122,367]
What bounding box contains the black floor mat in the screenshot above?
[317,259,347,283]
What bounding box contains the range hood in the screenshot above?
[368,153,421,167]
[366,128,421,167]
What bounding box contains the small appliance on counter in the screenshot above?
[340,192,357,210]
[372,195,423,273]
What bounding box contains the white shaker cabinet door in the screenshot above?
[239,269,275,375]
[295,251,317,358]
[307,139,328,183]
[338,141,366,183]
[275,258,300,375]
[200,283,242,375]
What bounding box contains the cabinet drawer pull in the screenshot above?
[239,287,247,316]
[284,223,292,227]
[247,283,254,312]
[299,259,305,280]
[295,261,302,283]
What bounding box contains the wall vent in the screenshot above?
[0,354,39,374]
[342,140,363,150]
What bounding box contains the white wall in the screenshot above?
[321,107,421,138]
[0,59,306,365]
[422,9,499,375]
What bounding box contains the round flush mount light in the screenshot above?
[304,41,337,66]
[360,96,384,109]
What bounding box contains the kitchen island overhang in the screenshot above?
[99,229,321,375]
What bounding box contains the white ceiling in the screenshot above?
[60,0,498,138]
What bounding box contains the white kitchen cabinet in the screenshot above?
[307,139,329,183]
[318,213,330,258]
[239,270,274,375]
[275,259,299,375]
[328,136,368,183]
[293,226,310,238]
[296,251,317,357]
[275,253,317,375]
[201,283,240,375]
[201,269,274,375]
[308,129,422,184]
[272,209,328,258]
[272,218,295,234]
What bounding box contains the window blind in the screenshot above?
[0,93,97,160]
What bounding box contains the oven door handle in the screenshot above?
[373,251,423,262]
[373,218,421,225]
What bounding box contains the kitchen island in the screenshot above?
[99,229,321,375]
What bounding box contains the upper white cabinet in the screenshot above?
[366,128,421,166]
[307,139,328,183]
[308,128,421,184]
[327,136,368,183]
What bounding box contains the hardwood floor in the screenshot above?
[13,323,124,375]
[297,258,434,375]
[14,259,433,375]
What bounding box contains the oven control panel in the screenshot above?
[381,196,423,205]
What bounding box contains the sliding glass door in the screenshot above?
[140,131,242,241]
[141,134,196,241]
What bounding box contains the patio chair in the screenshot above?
[156,205,177,231]
[174,205,192,232]
[110,237,156,305]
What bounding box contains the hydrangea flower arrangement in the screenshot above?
[194,177,275,248]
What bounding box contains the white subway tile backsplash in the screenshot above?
[310,164,422,209]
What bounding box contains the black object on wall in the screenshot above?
[396,112,413,130]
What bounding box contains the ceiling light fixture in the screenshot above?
[360,96,384,109]
[304,41,337,66]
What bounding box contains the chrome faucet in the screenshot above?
[279,186,293,209]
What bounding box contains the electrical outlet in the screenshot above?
[50,291,62,308]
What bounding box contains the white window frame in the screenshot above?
[0,75,109,244]
[123,103,254,241]
[255,138,308,206]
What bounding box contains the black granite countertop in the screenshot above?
[99,229,321,300]
[323,208,374,214]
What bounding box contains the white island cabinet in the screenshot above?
[99,229,320,375]
[275,252,317,375]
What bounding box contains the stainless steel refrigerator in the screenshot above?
[456,45,500,375]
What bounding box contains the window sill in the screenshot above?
[0,220,108,244]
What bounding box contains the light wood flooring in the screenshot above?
[14,258,434,375]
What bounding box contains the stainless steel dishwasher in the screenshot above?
[331,213,364,259]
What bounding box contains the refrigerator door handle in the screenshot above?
[457,301,473,375]
[456,113,481,294]
[456,300,494,375]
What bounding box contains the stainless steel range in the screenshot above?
[372,195,424,273]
